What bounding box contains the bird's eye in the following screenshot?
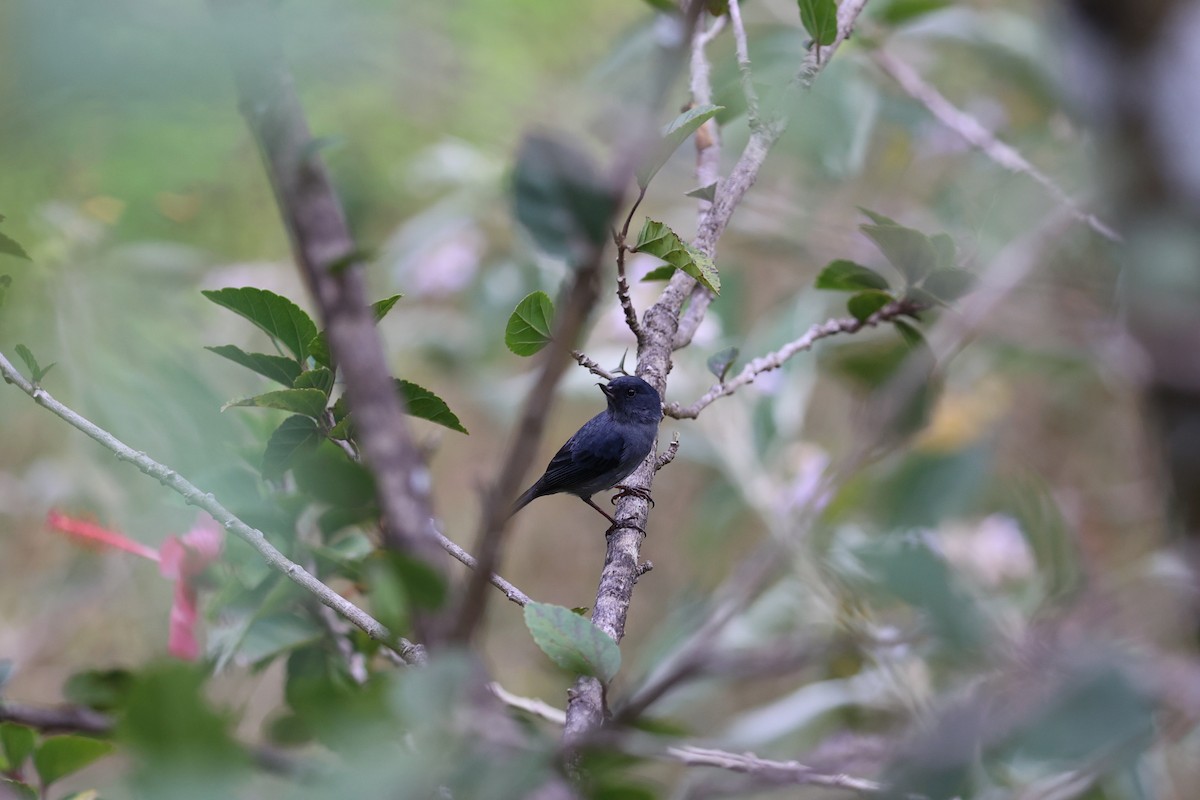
[626,388,636,397]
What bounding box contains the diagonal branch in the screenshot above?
[0,351,424,665]
[870,48,1121,243]
[666,300,922,419]
[207,0,447,643]
[727,0,762,130]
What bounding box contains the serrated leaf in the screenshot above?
[262,415,321,479]
[874,0,952,25]
[524,602,621,682]
[396,379,469,434]
[224,388,329,418]
[847,290,894,322]
[707,347,739,381]
[798,0,838,46]
[0,723,37,770]
[205,345,302,387]
[13,344,53,383]
[236,613,324,666]
[861,223,938,284]
[685,182,717,202]
[505,291,555,357]
[637,104,724,188]
[293,367,334,397]
[512,134,616,263]
[815,260,891,292]
[640,265,677,282]
[328,413,354,440]
[921,268,976,302]
[371,294,403,322]
[202,287,318,362]
[0,231,30,261]
[33,736,113,788]
[633,218,720,294]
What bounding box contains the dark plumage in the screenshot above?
[511,376,662,526]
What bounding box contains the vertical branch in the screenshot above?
[206,0,447,642]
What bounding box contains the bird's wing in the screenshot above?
[534,416,624,497]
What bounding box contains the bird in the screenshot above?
[510,375,663,528]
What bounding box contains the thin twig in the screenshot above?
[870,48,1121,243]
[572,350,616,381]
[666,300,922,419]
[0,352,424,665]
[666,746,888,794]
[434,525,532,607]
[615,185,648,342]
[655,432,680,470]
[727,0,762,130]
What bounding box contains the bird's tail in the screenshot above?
[509,484,540,518]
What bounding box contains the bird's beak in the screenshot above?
[598,382,613,398]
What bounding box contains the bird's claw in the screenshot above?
[606,520,646,537]
[611,485,655,508]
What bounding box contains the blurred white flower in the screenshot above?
[938,514,1035,587]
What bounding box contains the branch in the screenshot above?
[564,0,871,743]
[870,48,1121,243]
[207,0,447,641]
[434,525,532,607]
[727,0,762,130]
[675,0,872,349]
[666,300,922,419]
[0,351,424,665]
[0,701,305,776]
[666,746,888,795]
[655,432,680,470]
[614,185,647,342]
[571,350,616,381]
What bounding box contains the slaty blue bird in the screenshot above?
[510,376,662,528]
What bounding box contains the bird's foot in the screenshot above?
[605,519,646,538]
[611,485,655,508]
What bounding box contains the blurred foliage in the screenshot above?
[0,0,1194,798]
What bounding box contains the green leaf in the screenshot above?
[262,415,322,479]
[685,182,717,202]
[861,223,938,284]
[371,551,448,611]
[798,0,838,45]
[930,232,956,271]
[858,207,900,226]
[524,601,621,682]
[64,669,135,712]
[201,287,318,362]
[847,290,894,322]
[640,0,679,11]
[293,443,376,508]
[223,388,329,418]
[512,134,616,263]
[205,345,302,387]
[505,291,555,357]
[371,294,403,322]
[920,268,976,302]
[706,347,739,382]
[307,295,404,368]
[293,367,334,397]
[14,344,54,384]
[815,259,891,291]
[0,780,36,800]
[396,379,469,434]
[0,231,30,261]
[236,612,324,666]
[0,275,11,311]
[328,414,353,440]
[1,723,37,770]
[874,0,952,25]
[34,736,114,788]
[264,713,312,747]
[640,265,676,282]
[637,104,724,188]
[633,218,720,294]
